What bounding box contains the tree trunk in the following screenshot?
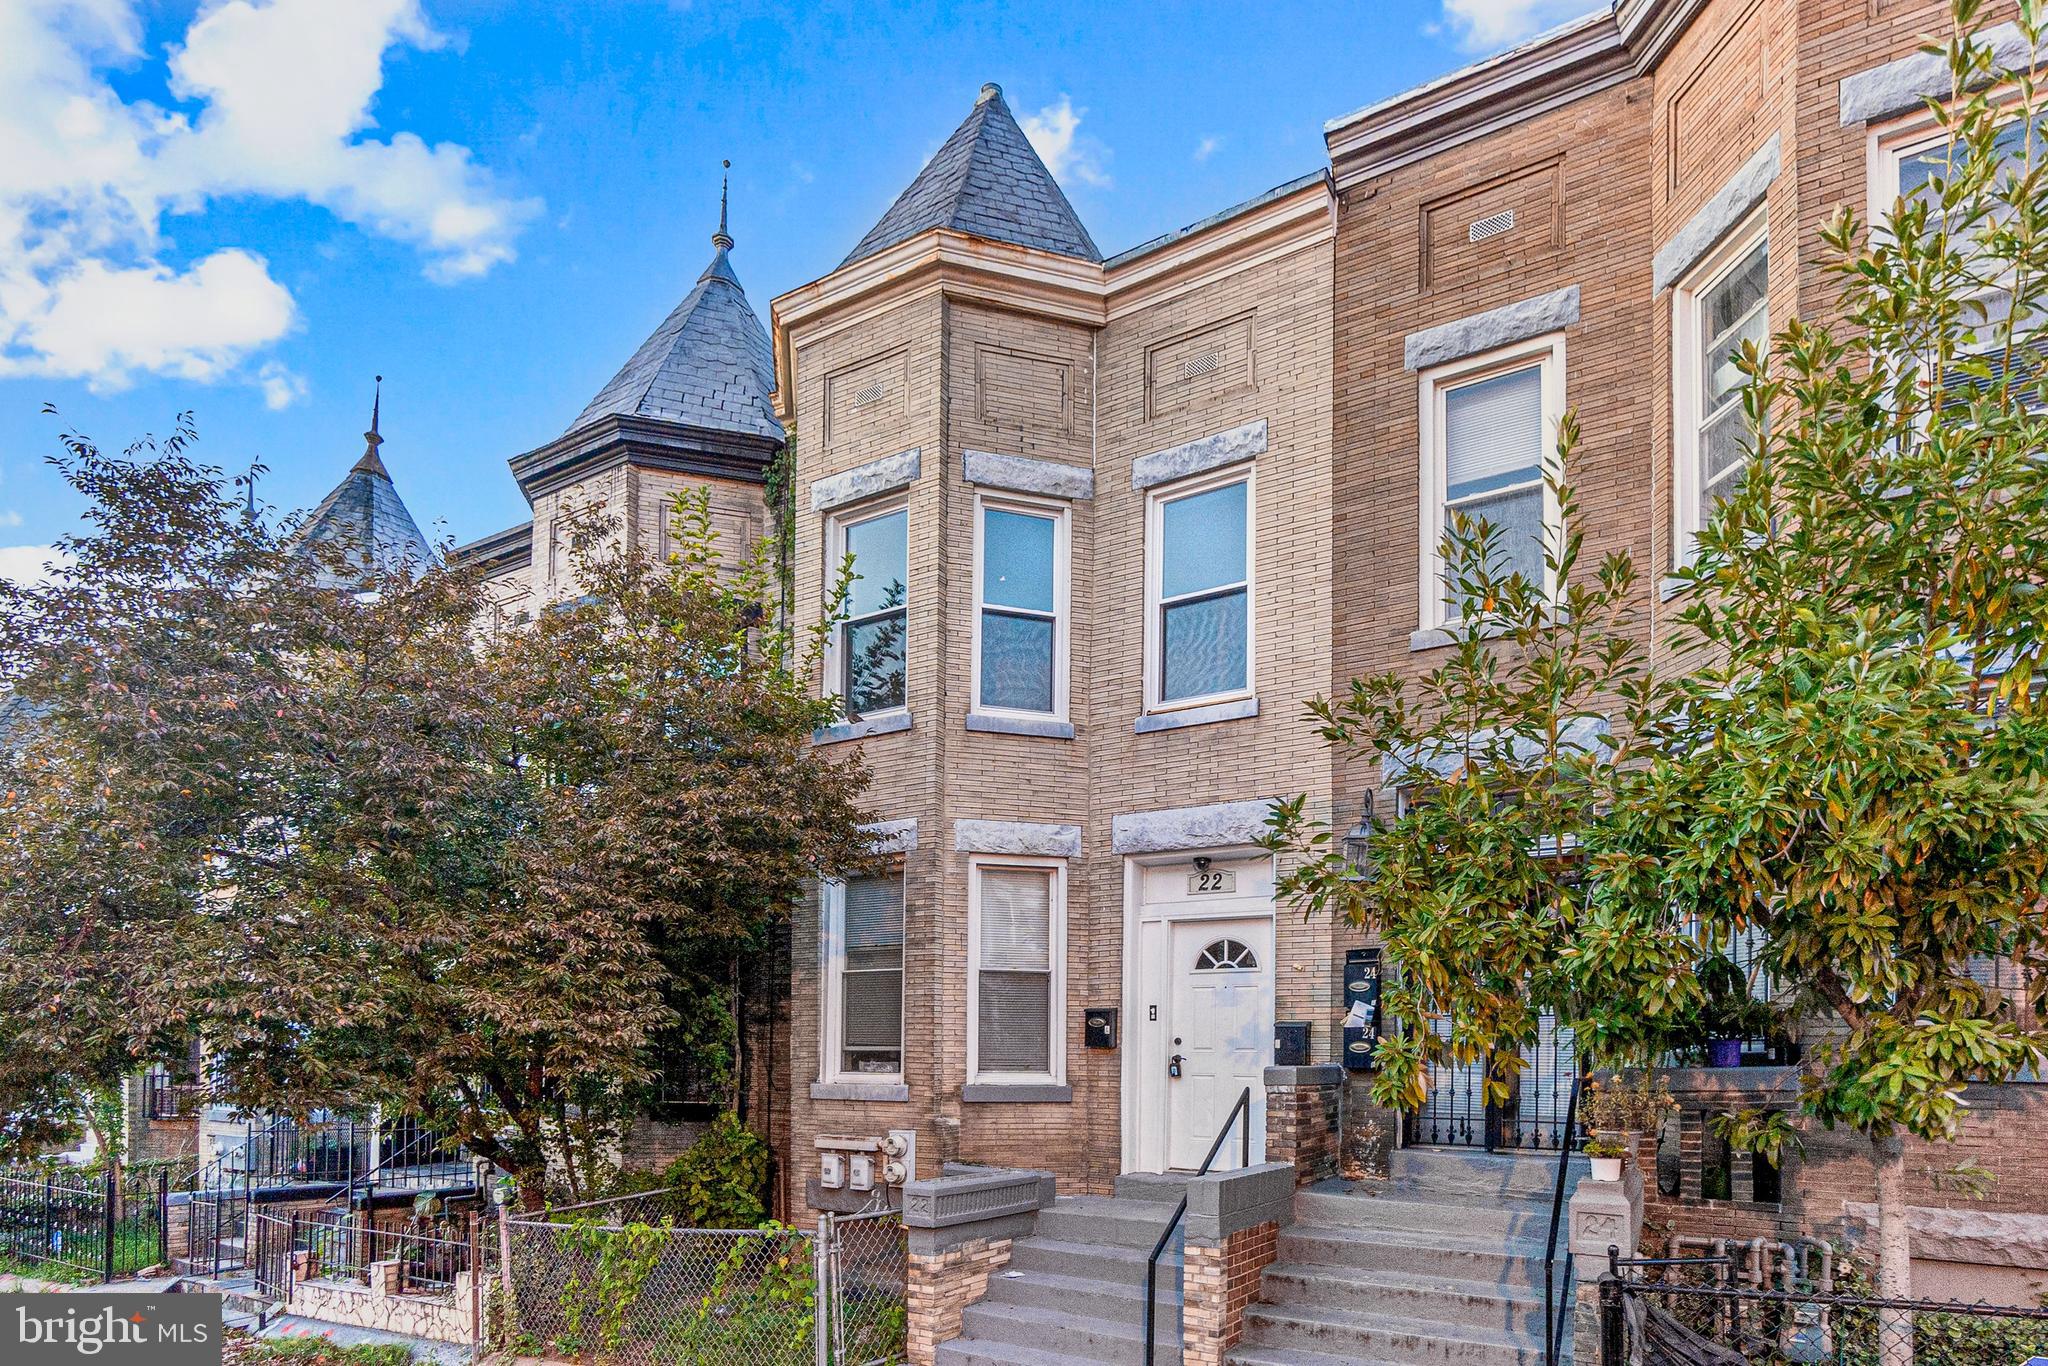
[1873,1132,1914,1366]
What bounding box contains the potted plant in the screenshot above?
[1695,954,1774,1068]
[1579,1071,1677,1173]
[1584,1135,1628,1182]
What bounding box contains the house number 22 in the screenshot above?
[1187,869,1236,895]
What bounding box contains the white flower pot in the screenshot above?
[1590,1156,1625,1182]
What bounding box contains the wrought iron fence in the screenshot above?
[0,1167,170,1283]
[1600,1248,2048,1366]
[495,1199,905,1366]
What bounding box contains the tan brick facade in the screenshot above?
[905,1235,1012,1366]
[442,0,2048,1262]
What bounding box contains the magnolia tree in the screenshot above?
[1591,8,2048,1344]
[1266,6,2048,1339]
[0,421,874,1199]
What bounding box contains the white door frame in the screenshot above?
[1119,846,1275,1175]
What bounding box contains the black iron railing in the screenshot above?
[324,1120,470,1210]
[143,1069,206,1121]
[1142,1086,1252,1364]
[1540,1070,1583,1366]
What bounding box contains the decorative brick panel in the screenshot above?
[1265,1072,1342,1186]
[905,1235,1011,1365]
[1184,1220,1280,1366]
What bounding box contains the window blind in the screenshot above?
[977,869,1053,1075]
[1445,366,1543,502]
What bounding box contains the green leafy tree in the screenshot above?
[1590,6,2048,1343]
[1268,11,2048,1348]
[1262,432,1684,1115]
[0,421,875,1202]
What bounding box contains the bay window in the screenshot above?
[828,503,908,718]
[822,873,905,1081]
[974,497,1067,719]
[1145,468,1253,711]
[968,860,1064,1085]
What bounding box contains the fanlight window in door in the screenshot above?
[1194,938,1259,971]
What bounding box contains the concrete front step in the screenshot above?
[978,1265,1183,1324]
[1033,1195,1184,1251]
[1388,1148,1586,1204]
[1255,1262,1552,1336]
[1237,1301,1546,1366]
[1294,1184,1555,1239]
[956,1299,1182,1366]
[1227,1347,1413,1366]
[1005,1236,1182,1284]
[1276,1224,1549,1289]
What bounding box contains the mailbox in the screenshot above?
[1274,1021,1311,1067]
[1343,947,1382,1071]
[1084,1007,1118,1050]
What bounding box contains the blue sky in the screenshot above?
[0,0,1588,574]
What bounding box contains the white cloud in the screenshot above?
[0,512,22,529]
[1021,95,1112,189]
[256,360,306,410]
[1194,136,1221,164]
[1438,0,1604,51]
[0,544,71,586]
[0,0,539,392]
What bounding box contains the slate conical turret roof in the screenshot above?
[566,167,783,444]
[841,83,1101,268]
[296,378,437,585]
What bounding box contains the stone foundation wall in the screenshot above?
[906,1236,1011,1366]
[284,1267,477,1345]
[1184,1220,1280,1366]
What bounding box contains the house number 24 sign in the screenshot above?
[1187,866,1236,895]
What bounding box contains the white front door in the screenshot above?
[1126,854,1274,1174]
[1167,917,1271,1170]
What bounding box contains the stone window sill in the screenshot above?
[813,711,913,745]
[967,712,1075,739]
[1133,696,1258,734]
[962,1083,1073,1104]
[810,1080,911,1102]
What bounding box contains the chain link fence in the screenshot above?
[491,1196,904,1366]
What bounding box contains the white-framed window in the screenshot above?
[1143,464,1254,712]
[1672,217,1769,560]
[971,494,1069,721]
[820,872,906,1083]
[824,500,908,719]
[1874,103,2048,398]
[967,857,1066,1086]
[1417,335,1565,631]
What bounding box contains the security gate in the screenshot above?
[1404,1011,1581,1152]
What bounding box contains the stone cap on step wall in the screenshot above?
[901,1166,1056,1255]
[1265,1065,1344,1088]
[1185,1162,1297,1242]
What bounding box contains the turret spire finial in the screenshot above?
[354,375,389,476]
[712,160,734,252]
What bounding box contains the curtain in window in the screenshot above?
[841,876,904,1072]
[977,868,1053,1075]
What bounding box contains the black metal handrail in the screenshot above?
[1142,1086,1252,1364]
[1541,1070,1583,1366]
[323,1120,467,1210]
